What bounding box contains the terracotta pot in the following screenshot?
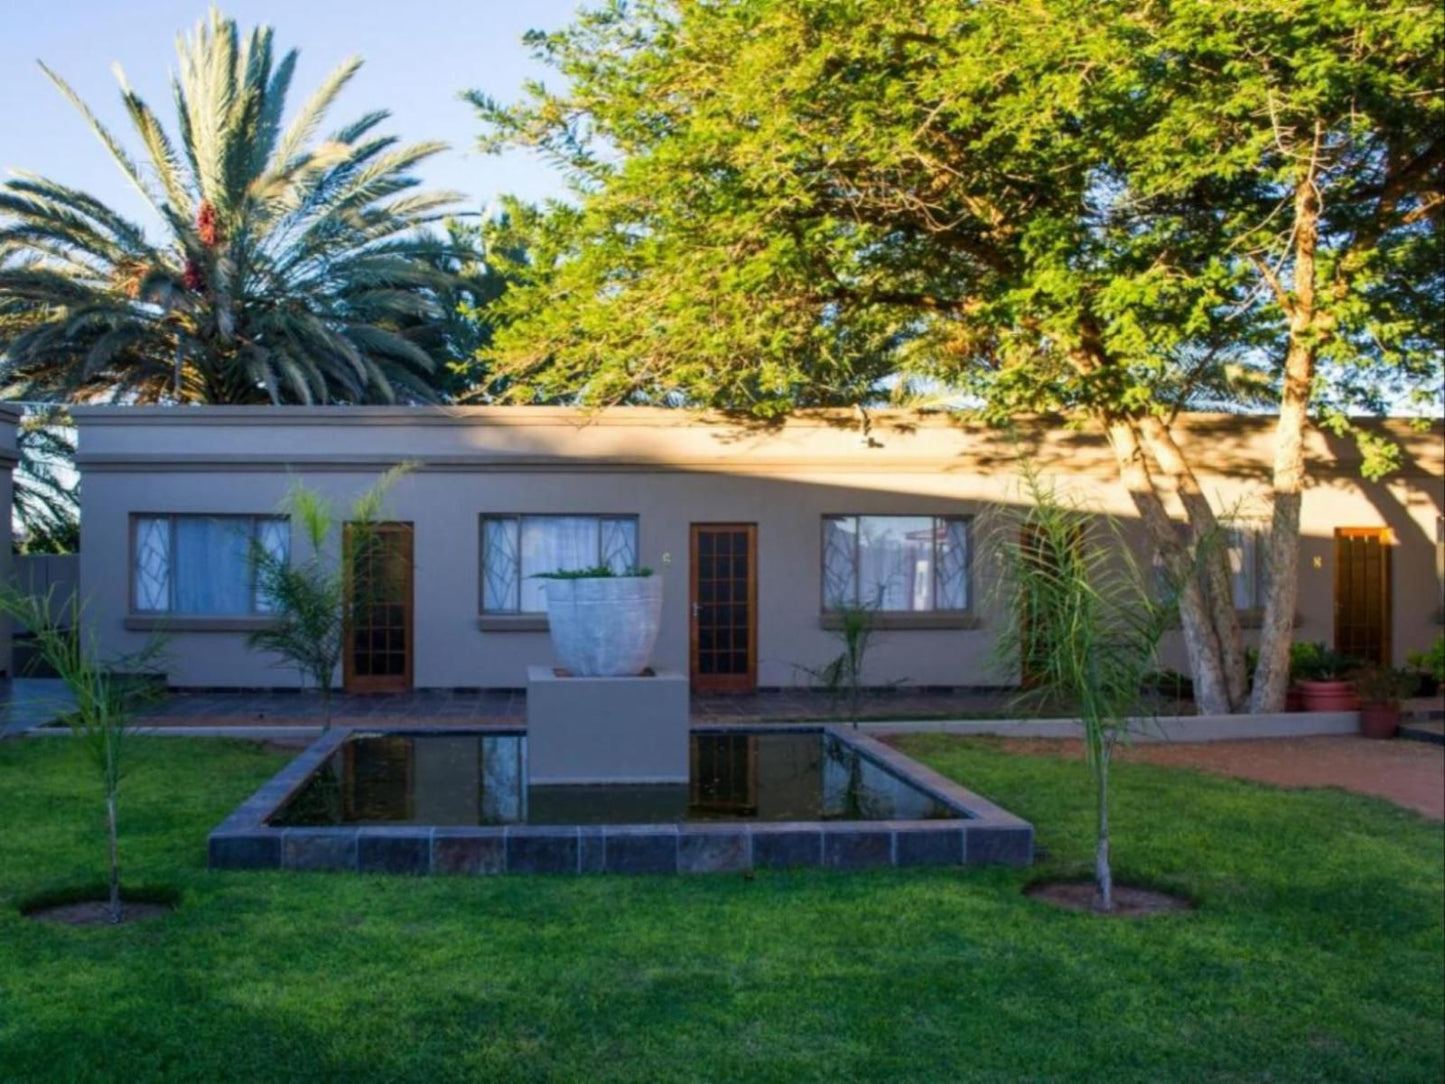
[1285,685,1305,713]
[1359,703,1399,740]
[1297,678,1359,712]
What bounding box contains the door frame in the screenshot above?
[688,522,758,694]
[343,521,415,694]
[1333,526,1392,665]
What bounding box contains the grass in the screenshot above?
[0,735,1439,1083]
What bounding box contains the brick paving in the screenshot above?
[133,686,1017,729]
[0,679,72,737]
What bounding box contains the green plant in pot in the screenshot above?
[1406,635,1444,698]
[1289,642,1360,712]
[1351,664,1419,739]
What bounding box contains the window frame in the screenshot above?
[478,512,642,616]
[819,513,973,616]
[128,512,289,618]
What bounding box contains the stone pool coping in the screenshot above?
[208,725,1034,875]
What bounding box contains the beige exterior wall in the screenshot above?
[73,407,1445,690]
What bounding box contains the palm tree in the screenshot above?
[15,407,80,553]
[0,8,462,405]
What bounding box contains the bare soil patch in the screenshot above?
[1025,881,1193,915]
[25,899,173,926]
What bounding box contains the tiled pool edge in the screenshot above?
[208,725,1033,875]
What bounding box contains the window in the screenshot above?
[132,515,288,616]
[822,515,970,613]
[1227,522,1271,610]
[481,515,639,613]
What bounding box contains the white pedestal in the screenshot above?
[526,666,690,785]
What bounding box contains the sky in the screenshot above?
[0,0,582,233]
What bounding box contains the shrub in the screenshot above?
[1406,635,1445,684]
[1351,663,1420,706]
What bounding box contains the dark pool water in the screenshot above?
[269,730,960,827]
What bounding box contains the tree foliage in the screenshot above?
[473,0,1441,712]
[430,202,543,401]
[0,8,463,405]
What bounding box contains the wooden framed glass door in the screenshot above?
[344,522,414,693]
[690,523,757,693]
[1334,527,1392,665]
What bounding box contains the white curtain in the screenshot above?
[519,516,602,612]
[1228,525,1269,609]
[857,516,934,611]
[173,517,252,614]
[483,516,639,613]
[253,519,290,613]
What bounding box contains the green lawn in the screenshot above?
[0,735,1440,1083]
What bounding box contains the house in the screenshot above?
[71,406,1444,693]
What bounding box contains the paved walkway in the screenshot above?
[127,686,1018,729]
[988,734,1445,820]
[0,679,72,737]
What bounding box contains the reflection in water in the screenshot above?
[270,731,959,827]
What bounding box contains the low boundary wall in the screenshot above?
[859,711,1360,742]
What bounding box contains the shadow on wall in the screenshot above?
[78,411,1445,686]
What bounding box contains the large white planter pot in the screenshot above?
[542,575,663,677]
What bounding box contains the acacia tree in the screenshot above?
[471,0,1441,712]
[1128,2,1443,709]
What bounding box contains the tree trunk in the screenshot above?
[1252,176,1321,713]
[106,788,122,925]
[1094,743,1113,912]
[1105,420,1232,714]
[1250,345,1311,712]
[1138,416,1250,711]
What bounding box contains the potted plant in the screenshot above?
[537,565,661,676]
[1260,643,1317,711]
[1291,641,1360,712]
[1406,635,1444,698]
[1352,663,1419,739]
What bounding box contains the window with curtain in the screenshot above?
[481,515,639,613]
[822,515,970,613]
[132,515,289,615]
[1227,522,1271,610]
